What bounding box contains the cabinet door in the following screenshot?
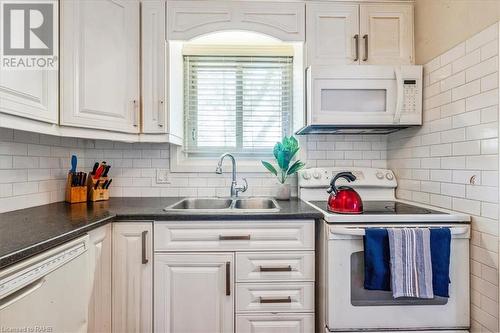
[306,3,359,65]
[167,1,304,41]
[112,222,153,333]
[359,4,413,65]
[142,0,167,133]
[88,224,112,333]
[155,253,234,333]
[0,70,58,124]
[60,0,140,133]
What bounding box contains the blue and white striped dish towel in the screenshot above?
[387,228,434,299]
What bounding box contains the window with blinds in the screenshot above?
[183,54,293,157]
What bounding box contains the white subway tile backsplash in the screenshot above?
[389,24,499,331]
[466,89,498,111]
[452,79,481,101]
[452,49,481,74]
[466,56,498,82]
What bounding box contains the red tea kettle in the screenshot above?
[327,172,363,214]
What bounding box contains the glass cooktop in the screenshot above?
[308,201,446,215]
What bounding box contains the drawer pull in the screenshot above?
[259,296,292,304]
[259,265,292,272]
[219,235,251,241]
[225,261,231,296]
[141,230,148,264]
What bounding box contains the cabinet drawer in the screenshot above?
[236,252,314,282]
[154,221,314,251]
[236,313,314,333]
[236,282,314,313]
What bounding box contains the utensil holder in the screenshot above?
[87,176,110,202]
[65,173,87,204]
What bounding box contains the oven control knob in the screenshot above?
[313,171,321,179]
[386,172,394,180]
[376,172,384,180]
[302,172,311,180]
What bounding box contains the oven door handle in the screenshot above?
[329,226,470,239]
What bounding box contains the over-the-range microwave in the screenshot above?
[296,65,423,135]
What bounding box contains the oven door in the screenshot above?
[326,225,470,331]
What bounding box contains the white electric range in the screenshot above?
[298,167,471,333]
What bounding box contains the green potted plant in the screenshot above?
[261,136,305,200]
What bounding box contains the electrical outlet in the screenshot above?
[156,169,170,184]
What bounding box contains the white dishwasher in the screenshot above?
[0,235,89,333]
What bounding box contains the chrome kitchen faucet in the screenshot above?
[215,153,248,198]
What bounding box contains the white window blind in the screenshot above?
[183,54,293,156]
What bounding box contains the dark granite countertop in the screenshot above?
[0,197,322,269]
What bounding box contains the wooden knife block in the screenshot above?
[65,173,87,204]
[87,176,110,202]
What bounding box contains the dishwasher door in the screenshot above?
[0,236,89,333]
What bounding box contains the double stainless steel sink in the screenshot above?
[164,197,280,213]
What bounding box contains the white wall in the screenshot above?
[0,128,387,213]
[414,0,500,64]
[388,23,499,332]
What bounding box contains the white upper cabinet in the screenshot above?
[359,4,414,65]
[142,0,167,133]
[167,1,305,41]
[306,2,414,66]
[306,3,359,65]
[0,68,58,124]
[60,0,140,133]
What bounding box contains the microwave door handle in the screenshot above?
[393,66,403,124]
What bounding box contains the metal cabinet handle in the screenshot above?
[259,265,292,272]
[219,235,251,241]
[158,100,164,128]
[225,261,231,296]
[362,34,368,61]
[141,230,148,264]
[259,296,291,304]
[133,100,139,127]
[353,34,359,61]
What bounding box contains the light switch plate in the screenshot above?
[156,169,170,184]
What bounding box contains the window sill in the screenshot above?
[170,145,270,173]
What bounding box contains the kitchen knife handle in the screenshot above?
[105,179,112,189]
[70,155,77,173]
[91,162,99,175]
[102,165,111,177]
[94,180,100,190]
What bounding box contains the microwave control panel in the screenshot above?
[403,79,418,113]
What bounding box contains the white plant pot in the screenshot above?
[275,183,291,201]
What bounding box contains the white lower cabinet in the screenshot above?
[87,224,112,333]
[155,253,234,333]
[112,222,153,333]
[154,220,315,333]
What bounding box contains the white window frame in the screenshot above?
[169,39,304,173]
